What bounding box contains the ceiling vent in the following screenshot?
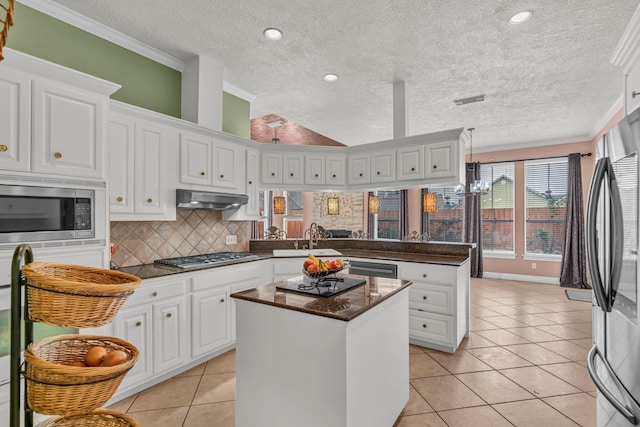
[453,94,486,106]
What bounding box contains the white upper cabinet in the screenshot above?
[326,154,346,187]
[283,153,304,185]
[0,68,29,172]
[260,152,304,186]
[222,147,260,220]
[180,132,211,186]
[371,150,396,183]
[348,153,370,185]
[611,7,640,115]
[397,145,424,181]
[305,154,325,185]
[179,133,241,191]
[109,103,177,221]
[424,141,456,180]
[261,152,283,185]
[0,49,119,181]
[31,79,106,179]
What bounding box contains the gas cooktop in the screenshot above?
[154,252,259,269]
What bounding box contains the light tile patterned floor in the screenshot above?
[108,278,596,426]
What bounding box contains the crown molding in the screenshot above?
[589,95,624,140]
[611,3,640,72]
[223,81,256,103]
[17,0,185,71]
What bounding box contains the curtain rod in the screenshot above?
[478,152,592,166]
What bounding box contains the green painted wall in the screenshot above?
[5,3,251,136]
[6,3,181,117]
[223,92,250,139]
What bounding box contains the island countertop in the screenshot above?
[231,274,412,321]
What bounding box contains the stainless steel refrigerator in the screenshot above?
[587,107,640,426]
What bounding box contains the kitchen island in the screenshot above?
[231,274,411,427]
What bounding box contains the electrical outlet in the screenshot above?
[531,262,537,269]
[225,235,237,245]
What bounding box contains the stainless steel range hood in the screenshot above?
[176,189,248,210]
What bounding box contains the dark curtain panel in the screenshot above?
[464,162,483,278]
[400,189,409,238]
[560,153,590,288]
[367,191,375,238]
[420,188,427,235]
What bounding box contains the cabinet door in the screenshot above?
[261,153,282,185]
[326,155,346,186]
[245,148,260,216]
[114,305,153,388]
[371,150,396,183]
[32,79,105,179]
[397,146,424,181]
[134,122,165,215]
[347,153,370,185]
[626,60,640,115]
[180,132,211,186]
[425,142,455,180]
[305,155,325,185]
[191,288,231,358]
[283,154,304,185]
[153,296,187,374]
[212,140,238,189]
[108,115,135,213]
[0,68,29,172]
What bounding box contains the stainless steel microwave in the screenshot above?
[0,184,94,243]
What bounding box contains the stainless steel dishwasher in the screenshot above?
[348,260,398,279]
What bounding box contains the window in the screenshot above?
[524,160,568,255]
[480,162,515,252]
[284,191,304,238]
[422,186,463,242]
[373,190,401,240]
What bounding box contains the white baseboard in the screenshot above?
[482,271,560,285]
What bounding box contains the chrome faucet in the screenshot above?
[305,222,320,250]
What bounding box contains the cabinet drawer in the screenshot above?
[124,279,185,307]
[409,311,454,345]
[409,283,453,315]
[191,261,265,292]
[400,263,455,285]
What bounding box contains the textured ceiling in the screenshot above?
[50,0,640,150]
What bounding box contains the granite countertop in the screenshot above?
[116,249,468,281]
[231,274,412,321]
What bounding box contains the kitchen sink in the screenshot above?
[272,249,342,257]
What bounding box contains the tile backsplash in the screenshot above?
[110,209,251,267]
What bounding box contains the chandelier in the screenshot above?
[456,127,490,196]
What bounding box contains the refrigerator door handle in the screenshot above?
[608,163,625,308]
[586,157,611,311]
[587,345,638,425]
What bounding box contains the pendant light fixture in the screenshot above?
[368,195,380,214]
[273,196,285,214]
[327,197,340,215]
[423,192,437,213]
[456,127,490,196]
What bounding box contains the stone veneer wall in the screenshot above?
[312,192,365,233]
[110,209,251,267]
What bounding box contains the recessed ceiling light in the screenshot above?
[323,73,339,82]
[263,28,282,40]
[509,11,533,25]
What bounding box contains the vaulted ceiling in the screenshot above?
[50,0,640,151]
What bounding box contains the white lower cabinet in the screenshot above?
[191,287,231,358]
[272,258,303,282]
[113,276,188,393]
[398,261,469,353]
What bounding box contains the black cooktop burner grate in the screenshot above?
[154,252,258,269]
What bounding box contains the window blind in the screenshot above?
[480,162,515,252]
[524,160,568,255]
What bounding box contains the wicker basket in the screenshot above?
[36,409,138,427]
[23,262,141,328]
[24,335,139,416]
